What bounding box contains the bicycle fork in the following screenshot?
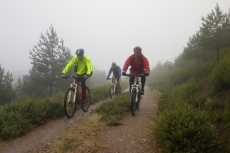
[68,84,77,103]
[131,85,139,103]
[112,83,116,93]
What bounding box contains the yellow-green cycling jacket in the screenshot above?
[62,55,93,76]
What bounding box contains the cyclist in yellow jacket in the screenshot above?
[62,48,93,103]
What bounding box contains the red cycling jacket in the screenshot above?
[122,54,150,75]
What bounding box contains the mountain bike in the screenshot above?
[125,74,144,116]
[62,75,90,118]
[108,77,120,99]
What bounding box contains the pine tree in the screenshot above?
[182,32,212,63]
[29,25,71,96]
[0,65,15,104]
[200,4,230,63]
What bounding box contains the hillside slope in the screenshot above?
[0,86,157,153]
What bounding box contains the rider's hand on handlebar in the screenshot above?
[145,73,149,76]
[61,74,67,79]
[122,72,126,76]
[84,75,89,80]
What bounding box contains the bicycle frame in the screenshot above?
[125,73,144,116]
[108,77,119,99]
[126,74,142,98]
[130,76,140,102]
[111,78,117,91]
[69,77,80,103]
[62,75,90,118]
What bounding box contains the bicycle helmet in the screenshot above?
[112,62,116,66]
[133,46,142,52]
[76,48,85,56]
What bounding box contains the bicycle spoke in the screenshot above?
[109,86,115,99]
[64,88,77,118]
[131,89,137,116]
[81,87,90,112]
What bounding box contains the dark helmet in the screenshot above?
[133,46,142,52]
[76,48,85,56]
[112,62,116,66]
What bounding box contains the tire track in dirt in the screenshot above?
[0,86,158,153]
[0,99,109,153]
[91,86,158,153]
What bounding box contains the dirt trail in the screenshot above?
[95,86,157,153]
[0,86,158,153]
[0,99,108,153]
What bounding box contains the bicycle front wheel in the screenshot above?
[64,87,77,118]
[131,88,137,116]
[109,86,115,99]
[81,87,90,112]
[117,87,121,95]
[136,93,141,110]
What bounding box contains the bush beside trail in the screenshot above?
[0,83,128,140]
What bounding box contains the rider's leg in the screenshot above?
[117,78,121,93]
[80,78,87,102]
[140,76,146,95]
[129,76,134,93]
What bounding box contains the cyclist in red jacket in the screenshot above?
[122,46,150,95]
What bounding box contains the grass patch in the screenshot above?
[34,92,132,152]
[47,114,105,153]
[92,92,130,125]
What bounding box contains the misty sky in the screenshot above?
[0,0,230,77]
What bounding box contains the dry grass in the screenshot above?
[37,114,105,153]
[151,90,162,102]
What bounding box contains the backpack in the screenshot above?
[131,55,144,69]
[112,66,119,77]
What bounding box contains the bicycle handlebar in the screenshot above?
[123,73,146,77]
[108,77,118,80]
[61,75,85,79]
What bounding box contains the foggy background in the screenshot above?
[0,0,230,80]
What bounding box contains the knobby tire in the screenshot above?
[109,86,115,99]
[136,88,141,110]
[64,87,77,118]
[81,87,90,112]
[131,88,137,116]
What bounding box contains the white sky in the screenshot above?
[0,0,230,77]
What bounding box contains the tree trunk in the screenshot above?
[216,41,219,63]
[49,85,53,96]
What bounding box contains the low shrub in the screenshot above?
[153,100,222,153]
[171,78,204,108]
[211,51,230,90]
[92,92,130,125]
[0,84,121,140]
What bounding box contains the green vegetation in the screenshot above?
[0,83,129,140]
[0,93,63,140]
[92,92,130,125]
[153,101,221,153]
[0,65,15,104]
[148,4,230,152]
[149,51,230,152]
[1,3,230,152]
[211,51,230,90]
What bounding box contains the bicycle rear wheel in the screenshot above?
[131,89,137,116]
[64,87,77,118]
[109,86,115,99]
[81,87,90,112]
[115,85,121,95]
